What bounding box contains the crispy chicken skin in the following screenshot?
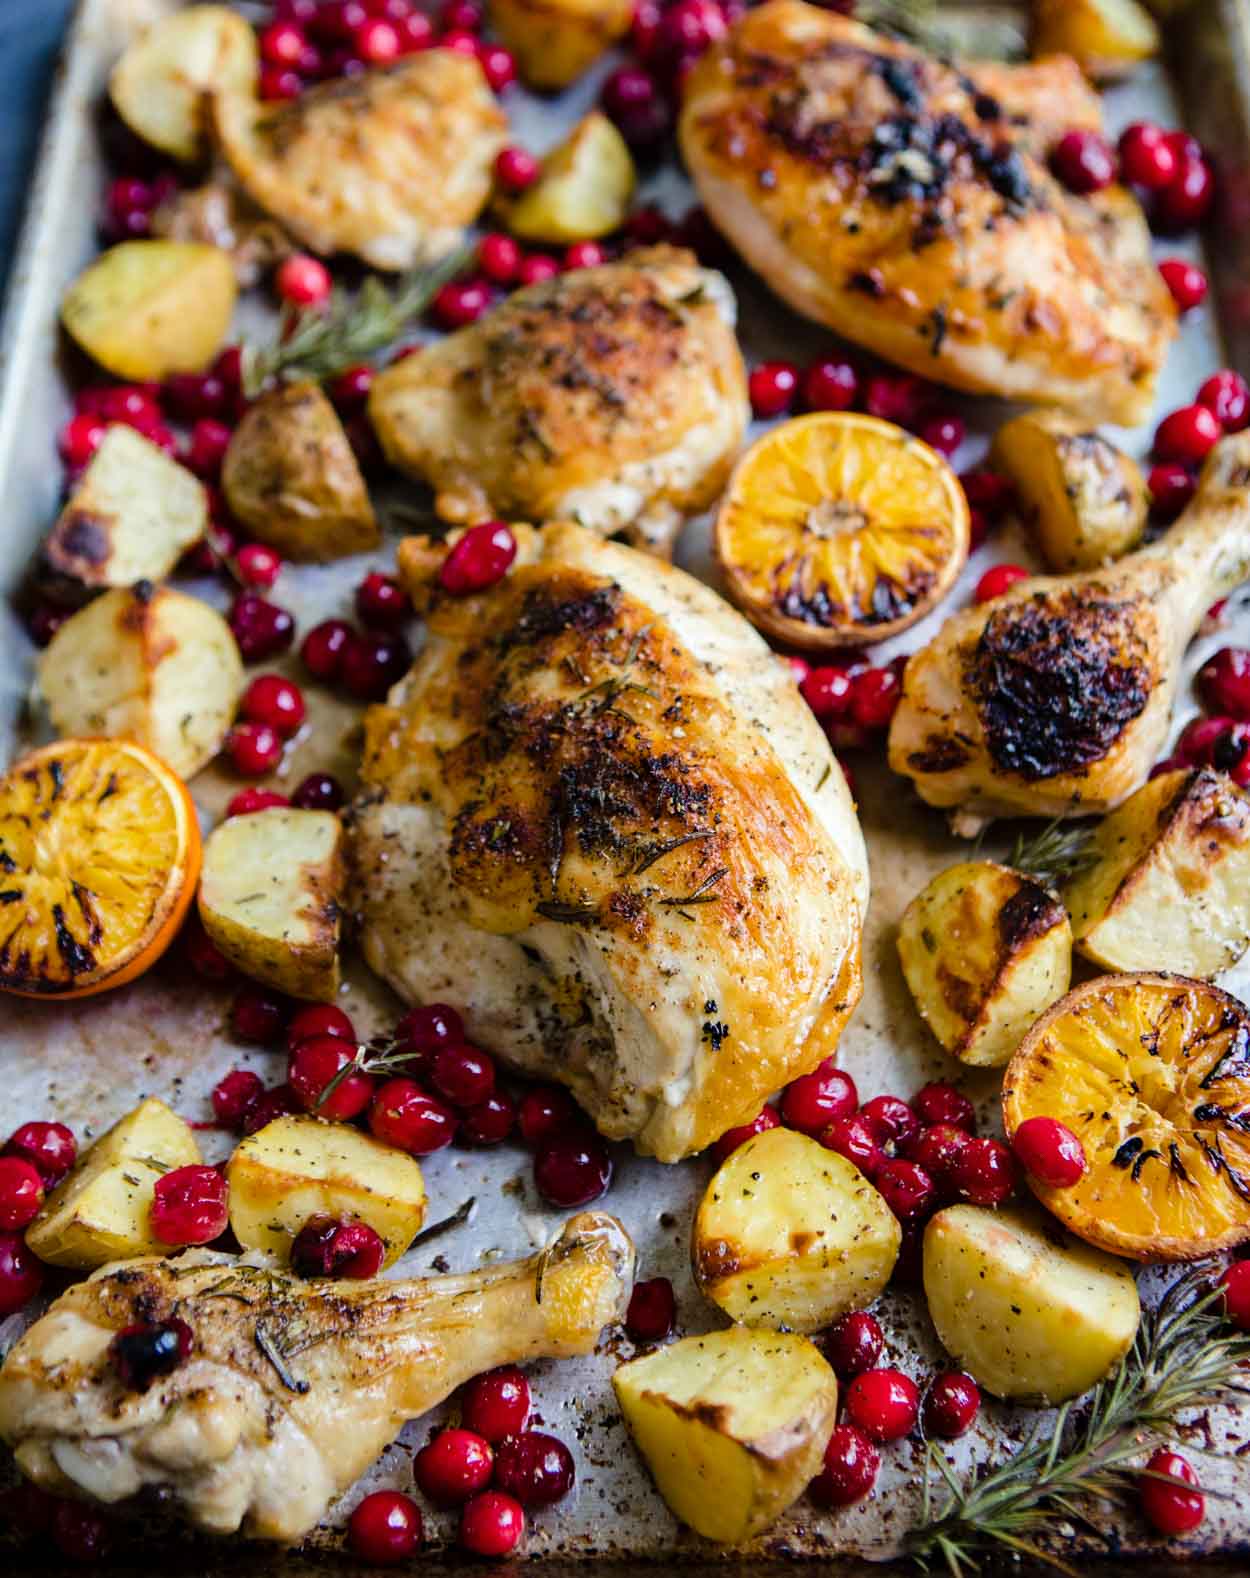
[367,247,749,556]
[211,52,506,269]
[679,1,1175,424]
[0,1215,633,1543]
[349,524,868,1160]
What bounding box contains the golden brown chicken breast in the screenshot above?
[679,0,1175,424]
[366,246,749,555]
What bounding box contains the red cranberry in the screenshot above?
[1159,259,1208,312]
[907,1123,971,1189]
[292,772,345,811]
[564,240,606,271]
[1154,151,1214,232]
[301,617,353,681]
[1012,1116,1086,1187]
[276,253,332,306]
[1141,1449,1205,1535]
[288,1003,355,1050]
[440,521,517,594]
[923,1371,980,1439]
[260,64,304,99]
[801,665,853,719]
[951,1136,1019,1206]
[1050,129,1115,193]
[4,1120,76,1186]
[518,1084,581,1146]
[183,914,237,982]
[0,1157,43,1230]
[241,674,306,738]
[242,1083,299,1134]
[810,1423,880,1506]
[919,413,966,458]
[865,373,930,428]
[226,787,289,817]
[184,417,232,480]
[460,1092,515,1146]
[110,1317,192,1389]
[355,16,400,60]
[289,1037,373,1119]
[875,1158,936,1222]
[824,1310,883,1378]
[328,364,374,411]
[229,593,295,662]
[151,1165,228,1245]
[844,1367,920,1442]
[478,232,521,284]
[431,1044,496,1108]
[495,145,540,192]
[460,1490,524,1557]
[0,1231,43,1314]
[261,19,306,64]
[781,1067,858,1137]
[479,43,516,93]
[349,1489,424,1563]
[1148,462,1196,522]
[787,655,811,686]
[493,1430,575,1507]
[397,9,434,50]
[1199,369,1250,432]
[25,604,69,647]
[626,1276,677,1341]
[1158,402,1226,465]
[712,1104,781,1164]
[1176,714,1237,766]
[355,572,409,630]
[442,0,483,28]
[164,371,228,422]
[211,1069,264,1129]
[433,278,493,330]
[748,361,799,419]
[231,984,289,1044]
[233,543,283,591]
[911,1083,975,1132]
[533,1129,612,1207]
[462,1366,531,1442]
[396,1002,464,1054]
[858,1094,919,1150]
[1118,121,1176,190]
[51,1501,111,1562]
[601,64,663,141]
[820,1115,884,1178]
[518,253,560,287]
[961,468,1015,519]
[849,666,901,730]
[341,630,412,700]
[292,1215,385,1278]
[416,1427,494,1505]
[60,412,106,468]
[975,563,1030,602]
[370,1078,458,1154]
[1219,1260,1250,1329]
[227,720,283,776]
[803,356,859,412]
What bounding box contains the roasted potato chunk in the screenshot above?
[110,4,258,163]
[37,584,243,780]
[226,1115,426,1268]
[61,241,237,382]
[613,1326,838,1543]
[923,1204,1140,1403]
[897,860,1072,1069]
[42,425,208,593]
[500,113,636,242]
[25,1099,201,1270]
[1031,0,1159,80]
[222,382,378,561]
[489,0,632,89]
[198,808,345,1001]
[1062,767,1250,977]
[692,1127,899,1331]
[991,410,1148,572]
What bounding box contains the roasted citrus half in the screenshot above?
[1003,973,1250,1261]
[714,412,970,648]
[0,738,201,998]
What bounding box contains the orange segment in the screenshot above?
[715,412,969,648]
[0,739,200,998]
[1003,973,1250,1262]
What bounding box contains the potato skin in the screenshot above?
[489,0,632,89]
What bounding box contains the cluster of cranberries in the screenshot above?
[1050,120,1215,238]
[1146,367,1250,527]
[0,1121,77,1315]
[790,651,906,757]
[749,355,967,458]
[1150,637,1250,786]
[598,0,739,155]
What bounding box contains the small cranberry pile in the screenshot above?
[1050,122,1215,238]
[1150,639,1250,784]
[0,1119,79,1314]
[600,0,740,155]
[1146,368,1249,532]
[790,652,907,754]
[747,356,966,459]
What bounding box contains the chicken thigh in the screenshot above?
[889,434,1250,829]
[349,523,868,1160]
[679,0,1174,424]
[366,246,749,556]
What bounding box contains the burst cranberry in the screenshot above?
[518,253,560,287]
[495,145,540,192]
[242,1083,299,1134]
[781,1068,858,1137]
[493,1430,576,1507]
[844,1368,920,1442]
[821,1115,884,1177]
[396,1002,465,1054]
[875,1158,936,1222]
[341,630,411,700]
[349,1489,423,1563]
[1141,1449,1205,1535]
[183,914,237,982]
[288,1003,356,1050]
[276,253,332,306]
[975,563,1029,603]
[858,1094,918,1150]
[289,1037,372,1119]
[865,373,930,428]
[461,1092,515,1146]
[534,1129,612,1207]
[51,1500,111,1562]
[440,521,517,594]
[355,572,408,630]
[911,1083,975,1133]
[227,720,283,776]
[211,1069,264,1129]
[433,278,493,329]
[292,772,345,811]
[301,617,353,681]
[416,1428,494,1505]
[908,1124,970,1189]
[4,1121,76,1186]
[810,1423,880,1506]
[0,1157,43,1230]
[518,1084,580,1145]
[626,1276,677,1341]
[0,1231,43,1314]
[924,1372,980,1439]
[231,984,289,1044]
[478,232,521,284]
[1219,1260,1250,1329]
[1161,402,1234,464]
[748,361,799,418]
[1199,369,1250,432]
[1118,121,1176,190]
[1159,259,1208,312]
[229,593,295,662]
[110,1318,192,1390]
[260,64,304,99]
[60,412,106,468]
[227,787,289,817]
[919,413,965,458]
[430,1045,496,1108]
[802,356,859,412]
[824,1311,883,1378]
[849,666,901,730]
[951,1136,1018,1206]
[1050,129,1115,193]
[292,1215,385,1278]
[1148,462,1196,522]
[712,1104,781,1164]
[1012,1116,1086,1187]
[1155,152,1214,233]
[460,1490,524,1557]
[241,674,306,738]
[461,1366,531,1442]
[479,43,517,92]
[370,1078,458,1154]
[801,665,854,718]
[151,1165,228,1245]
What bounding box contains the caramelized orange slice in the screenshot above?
[1003,973,1250,1261]
[0,739,200,998]
[714,412,969,648]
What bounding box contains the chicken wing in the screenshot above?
[679,0,1175,424]
[366,246,749,556]
[349,523,868,1160]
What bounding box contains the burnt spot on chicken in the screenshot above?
[967,589,1153,780]
[907,736,973,774]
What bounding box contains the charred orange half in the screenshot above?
[1003,973,1250,1262]
[714,412,970,648]
[0,739,200,999]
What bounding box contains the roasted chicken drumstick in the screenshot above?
[0,1212,634,1543]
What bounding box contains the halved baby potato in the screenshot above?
[25,1098,202,1270]
[226,1115,426,1268]
[500,112,636,242]
[110,4,259,163]
[897,860,1072,1068]
[42,425,208,594]
[1031,0,1159,80]
[923,1204,1140,1404]
[613,1326,838,1543]
[691,1126,899,1331]
[198,808,345,1001]
[37,583,243,780]
[61,241,237,381]
[489,0,632,89]
[1062,767,1250,977]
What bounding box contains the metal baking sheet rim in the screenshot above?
[4,2,1250,1572]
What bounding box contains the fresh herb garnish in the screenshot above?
[1008,819,1098,890]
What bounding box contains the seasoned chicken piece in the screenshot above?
[0,1213,633,1543]
[350,524,868,1160]
[211,53,506,269]
[679,0,1175,424]
[888,433,1250,829]
[367,247,749,556]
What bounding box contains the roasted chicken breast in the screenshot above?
[679,0,1175,424]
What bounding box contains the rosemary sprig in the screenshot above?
[909,1273,1250,1576]
[242,248,470,396]
[1008,819,1098,891]
[314,1034,422,1114]
[255,1318,310,1394]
